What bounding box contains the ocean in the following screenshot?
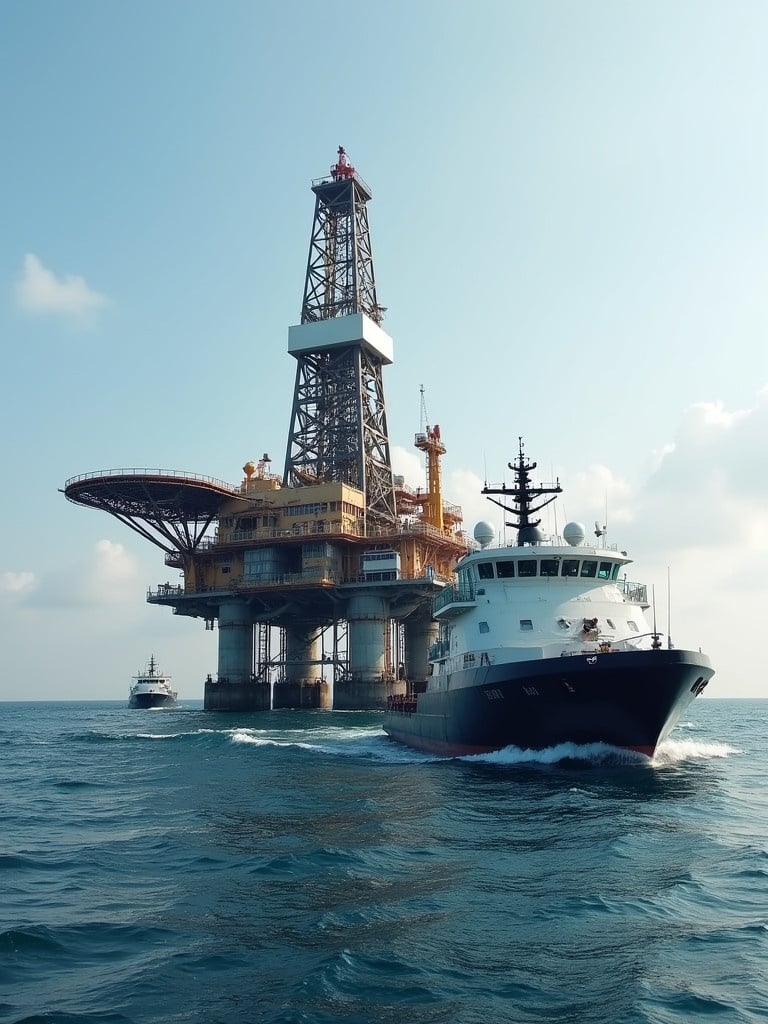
[2,699,766,1024]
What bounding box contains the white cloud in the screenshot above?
[562,464,634,528]
[447,468,490,533]
[629,390,768,554]
[0,571,36,595]
[91,539,138,579]
[15,253,108,318]
[391,445,424,485]
[81,539,142,604]
[24,539,142,608]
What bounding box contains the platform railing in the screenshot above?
[147,567,451,601]
[64,467,238,491]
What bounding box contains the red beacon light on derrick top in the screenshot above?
[331,145,356,181]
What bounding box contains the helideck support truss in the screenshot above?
[62,470,241,557]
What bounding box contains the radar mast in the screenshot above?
[482,438,562,545]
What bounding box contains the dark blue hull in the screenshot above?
[128,694,177,709]
[383,649,713,757]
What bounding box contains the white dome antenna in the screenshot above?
[473,521,495,549]
[563,522,586,547]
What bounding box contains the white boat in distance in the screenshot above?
[129,655,177,709]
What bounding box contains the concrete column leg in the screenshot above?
[204,600,269,711]
[274,626,330,709]
[335,593,401,710]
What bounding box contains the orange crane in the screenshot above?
[414,386,448,532]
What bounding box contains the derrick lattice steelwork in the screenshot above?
[300,147,382,324]
[284,147,396,526]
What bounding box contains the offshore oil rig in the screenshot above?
[63,147,472,711]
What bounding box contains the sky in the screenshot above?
[1,0,766,700]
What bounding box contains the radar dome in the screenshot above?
[243,461,256,478]
[473,521,495,549]
[519,525,544,545]
[563,521,586,546]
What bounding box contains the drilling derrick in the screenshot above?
[284,146,396,527]
[62,148,475,715]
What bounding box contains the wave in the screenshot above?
[228,725,429,762]
[464,741,649,767]
[0,853,79,873]
[1,921,172,959]
[62,718,742,771]
[460,736,740,768]
[51,779,107,790]
[9,1014,133,1023]
[134,728,225,740]
[66,727,230,744]
[652,738,740,763]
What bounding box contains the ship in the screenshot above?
[383,440,714,758]
[128,655,178,709]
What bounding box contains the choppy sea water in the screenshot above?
[2,699,766,1024]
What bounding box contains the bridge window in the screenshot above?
[517,560,537,578]
[598,561,612,579]
[540,558,559,577]
[561,559,579,577]
[519,619,533,631]
[496,561,515,578]
[477,562,494,580]
[580,560,597,578]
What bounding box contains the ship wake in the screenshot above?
[462,737,740,767]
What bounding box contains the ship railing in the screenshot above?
[618,580,648,604]
[433,580,476,613]
[386,693,418,714]
[559,635,661,656]
[428,639,451,661]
